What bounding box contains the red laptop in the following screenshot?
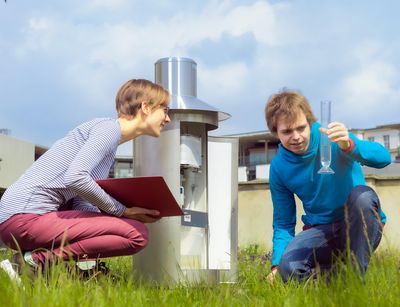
[96,176,183,217]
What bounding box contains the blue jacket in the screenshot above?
[270,122,391,266]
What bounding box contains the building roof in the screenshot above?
[351,122,400,132]
[222,130,278,143]
[363,163,400,177]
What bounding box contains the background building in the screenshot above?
[0,133,134,198]
[108,155,134,178]
[0,133,38,196]
[229,122,400,182]
[238,171,400,251]
[352,123,400,162]
[225,131,279,182]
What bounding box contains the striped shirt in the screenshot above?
[0,118,126,224]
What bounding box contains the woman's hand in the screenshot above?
[319,122,351,151]
[122,207,161,223]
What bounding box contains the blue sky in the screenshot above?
[1,0,399,154]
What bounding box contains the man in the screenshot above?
[265,90,391,282]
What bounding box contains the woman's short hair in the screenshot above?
[116,79,170,117]
[264,90,316,134]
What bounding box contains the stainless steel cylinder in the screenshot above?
[133,57,236,285]
[155,57,230,123]
[155,57,197,97]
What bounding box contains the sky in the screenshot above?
[1,0,399,155]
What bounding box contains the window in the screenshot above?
[109,159,133,178]
[368,136,375,142]
[383,135,390,149]
[248,149,267,166]
[267,148,278,163]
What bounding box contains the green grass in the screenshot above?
[1,245,400,306]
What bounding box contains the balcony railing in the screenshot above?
[239,155,269,167]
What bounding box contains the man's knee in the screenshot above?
[347,185,380,213]
[277,258,293,282]
[278,254,310,282]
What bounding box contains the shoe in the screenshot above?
[11,253,24,275]
[0,259,22,285]
[96,260,110,275]
[12,252,37,279]
[75,260,109,278]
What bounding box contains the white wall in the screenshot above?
[364,130,400,150]
[238,178,400,251]
[238,166,247,182]
[256,164,269,180]
[0,134,35,189]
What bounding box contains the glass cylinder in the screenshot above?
[318,100,334,174]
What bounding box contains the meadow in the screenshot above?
[1,245,400,307]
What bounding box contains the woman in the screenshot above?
[0,79,171,273]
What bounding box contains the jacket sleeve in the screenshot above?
[346,132,392,168]
[269,164,296,266]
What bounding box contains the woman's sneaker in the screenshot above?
[0,251,36,284]
[12,252,37,279]
[75,259,110,278]
[0,259,22,285]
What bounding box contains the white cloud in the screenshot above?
[353,40,383,64]
[13,1,283,106]
[224,1,278,44]
[7,0,399,145]
[176,1,280,45]
[16,17,57,55]
[16,1,281,58]
[337,43,400,127]
[79,0,130,12]
[198,61,250,103]
[343,62,399,105]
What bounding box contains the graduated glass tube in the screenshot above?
[318,100,335,174]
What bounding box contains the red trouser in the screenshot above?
[0,211,148,266]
